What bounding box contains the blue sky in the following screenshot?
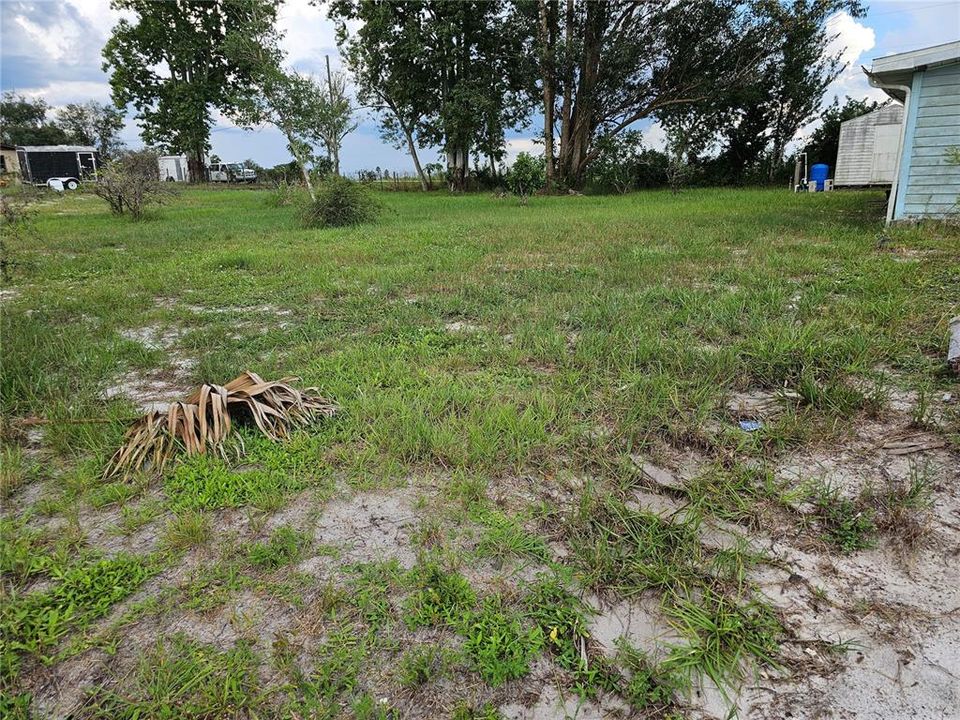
[2,0,958,174]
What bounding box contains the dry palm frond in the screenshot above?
[104,371,336,479]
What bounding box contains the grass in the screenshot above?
[1,185,958,716]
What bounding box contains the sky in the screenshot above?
[2,0,959,174]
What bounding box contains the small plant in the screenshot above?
[94,150,177,220]
[301,176,380,228]
[505,152,545,200]
[811,483,875,553]
[462,596,543,686]
[395,644,453,688]
[163,510,212,550]
[404,563,477,629]
[616,641,683,710]
[248,526,308,568]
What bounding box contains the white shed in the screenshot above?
[834,103,904,187]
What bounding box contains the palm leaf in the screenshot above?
[104,372,336,479]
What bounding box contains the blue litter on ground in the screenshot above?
[738,420,763,432]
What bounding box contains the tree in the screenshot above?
[224,6,348,200]
[330,0,532,192]
[102,0,279,183]
[54,102,126,159]
[524,0,777,190]
[702,0,865,184]
[330,0,434,191]
[0,93,70,145]
[319,56,356,177]
[803,96,882,168]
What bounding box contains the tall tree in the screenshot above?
[0,93,70,146]
[706,0,865,183]
[525,1,774,190]
[320,56,357,177]
[54,102,127,159]
[330,0,532,191]
[102,0,280,182]
[330,0,434,191]
[224,4,338,200]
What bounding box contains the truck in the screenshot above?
[208,161,257,183]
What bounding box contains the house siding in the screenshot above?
[895,62,960,219]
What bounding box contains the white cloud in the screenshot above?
[641,121,667,152]
[20,80,113,106]
[503,138,541,165]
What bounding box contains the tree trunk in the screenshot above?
[188,148,206,184]
[558,0,574,180]
[539,0,556,191]
[325,55,341,177]
[446,144,469,192]
[557,0,604,190]
[404,126,429,192]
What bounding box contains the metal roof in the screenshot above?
[867,41,960,102]
[17,145,98,153]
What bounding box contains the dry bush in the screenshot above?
[94,150,177,220]
[104,371,336,479]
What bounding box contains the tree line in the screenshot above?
[3,0,870,194]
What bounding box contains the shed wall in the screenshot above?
[835,104,904,186]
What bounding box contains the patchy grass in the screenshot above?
[1,186,958,717]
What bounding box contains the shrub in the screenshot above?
[505,152,544,199]
[265,179,300,207]
[301,176,380,228]
[94,149,176,220]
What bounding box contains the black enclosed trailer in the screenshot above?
[16,145,100,187]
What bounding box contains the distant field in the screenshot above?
[2,186,958,719]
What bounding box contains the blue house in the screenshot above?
[867,41,960,223]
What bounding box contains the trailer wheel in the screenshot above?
[65,179,79,190]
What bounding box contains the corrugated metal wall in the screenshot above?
[898,62,960,219]
[835,104,904,186]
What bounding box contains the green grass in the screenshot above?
[1,186,958,716]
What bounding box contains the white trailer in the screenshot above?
[834,103,904,187]
[158,154,191,182]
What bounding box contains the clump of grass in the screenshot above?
[451,701,503,720]
[163,510,212,550]
[865,465,934,545]
[810,482,876,553]
[265,179,300,208]
[248,526,309,568]
[164,454,306,512]
[404,563,477,629]
[396,644,456,688]
[616,641,684,711]
[301,177,380,228]
[0,446,34,498]
[662,589,781,696]
[474,508,550,563]
[84,635,263,719]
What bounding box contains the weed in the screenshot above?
[451,701,503,720]
[462,596,543,686]
[248,526,309,568]
[84,635,262,718]
[1,554,152,677]
[404,563,477,629]
[616,641,683,710]
[475,508,550,563]
[663,589,781,694]
[811,482,875,553]
[301,177,380,228]
[0,446,35,498]
[396,644,455,688]
[162,510,211,550]
[164,453,307,512]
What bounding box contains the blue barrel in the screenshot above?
[810,164,829,192]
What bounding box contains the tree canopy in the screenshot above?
[102,0,280,181]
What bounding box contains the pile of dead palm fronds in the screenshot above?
[104,371,336,479]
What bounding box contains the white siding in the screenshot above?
[835,104,904,186]
[901,62,960,218]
